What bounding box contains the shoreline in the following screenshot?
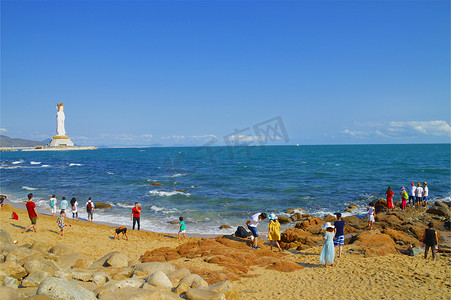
[3,198,221,239]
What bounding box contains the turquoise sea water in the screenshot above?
[1,144,450,234]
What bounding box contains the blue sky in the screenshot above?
[1,0,450,146]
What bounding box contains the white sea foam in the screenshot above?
[22,186,37,191]
[164,173,187,178]
[147,190,190,197]
[69,163,83,167]
[107,172,114,175]
[116,202,134,208]
[12,160,24,165]
[150,205,165,212]
[30,161,41,165]
[41,165,51,168]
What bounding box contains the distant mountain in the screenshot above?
[0,135,46,147]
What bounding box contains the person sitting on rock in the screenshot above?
[114,226,128,240]
[246,212,267,250]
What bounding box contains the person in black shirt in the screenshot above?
[422,222,438,260]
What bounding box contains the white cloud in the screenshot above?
[0,128,7,132]
[342,120,451,139]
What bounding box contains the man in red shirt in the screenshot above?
[131,202,141,230]
[23,193,38,233]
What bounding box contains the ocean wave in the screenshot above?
[69,163,83,167]
[41,165,51,168]
[150,205,165,212]
[22,186,37,191]
[107,172,114,175]
[12,160,24,165]
[164,173,187,178]
[147,190,190,197]
[116,202,134,208]
[30,161,41,165]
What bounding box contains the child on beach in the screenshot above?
[319,222,335,268]
[367,203,376,230]
[114,226,129,240]
[400,187,408,211]
[386,186,394,210]
[267,213,282,252]
[57,210,70,236]
[174,217,187,240]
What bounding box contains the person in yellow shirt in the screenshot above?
[268,213,282,252]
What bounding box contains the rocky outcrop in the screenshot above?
[49,244,73,256]
[94,202,112,209]
[348,230,399,257]
[426,202,450,217]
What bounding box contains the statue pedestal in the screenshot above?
[49,136,74,147]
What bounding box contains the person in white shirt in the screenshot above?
[71,198,78,220]
[415,183,423,208]
[422,182,429,207]
[246,212,267,250]
[49,194,57,217]
[409,182,416,207]
[367,202,376,230]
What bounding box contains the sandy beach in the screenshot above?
[1,201,450,299]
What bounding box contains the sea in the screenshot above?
[1,144,450,235]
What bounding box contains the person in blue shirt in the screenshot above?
[60,197,69,217]
[174,217,187,240]
[334,213,345,258]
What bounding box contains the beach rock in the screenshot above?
[209,280,238,300]
[90,272,109,286]
[29,241,50,253]
[71,269,94,282]
[348,204,359,210]
[426,205,450,217]
[219,225,231,229]
[323,215,336,222]
[409,247,425,257]
[294,216,323,234]
[69,279,97,291]
[4,276,18,288]
[112,267,133,280]
[383,228,420,246]
[146,270,173,289]
[99,287,179,300]
[175,189,187,193]
[95,202,112,209]
[37,277,97,300]
[290,213,303,222]
[285,208,305,214]
[93,278,143,298]
[105,252,129,268]
[90,251,129,269]
[49,244,73,256]
[348,230,399,257]
[167,268,191,284]
[22,271,51,287]
[0,286,18,300]
[58,253,88,269]
[5,247,35,262]
[185,288,225,300]
[150,182,163,186]
[0,228,12,246]
[374,198,388,213]
[17,287,39,298]
[133,262,176,276]
[174,282,191,295]
[277,216,291,224]
[0,260,27,279]
[180,274,209,289]
[20,296,54,300]
[23,258,57,275]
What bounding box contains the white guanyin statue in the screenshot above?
[56,103,66,136]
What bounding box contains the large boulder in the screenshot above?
[95,202,112,209]
[146,270,173,289]
[373,198,388,213]
[348,230,399,257]
[0,260,27,279]
[90,272,109,286]
[98,287,179,300]
[90,252,129,269]
[185,288,225,300]
[132,262,176,276]
[277,216,291,224]
[37,277,97,300]
[23,258,57,275]
[0,228,12,246]
[49,244,73,256]
[167,268,191,284]
[22,271,51,287]
[93,278,143,298]
[29,241,50,253]
[58,253,90,269]
[208,280,238,300]
[294,217,323,234]
[180,274,209,289]
[0,286,18,300]
[426,204,450,217]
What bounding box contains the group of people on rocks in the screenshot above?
[385,182,429,211]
